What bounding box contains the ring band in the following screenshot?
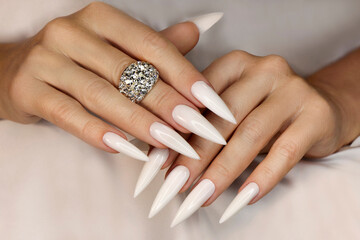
[118,61,159,103]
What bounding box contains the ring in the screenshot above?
[118,61,159,103]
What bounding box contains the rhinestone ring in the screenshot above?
[118,61,159,103]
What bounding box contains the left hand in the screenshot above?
[165,50,358,218]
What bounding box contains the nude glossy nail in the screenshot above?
[188,12,224,34]
[171,179,215,227]
[134,148,169,198]
[191,81,237,124]
[172,105,226,145]
[149,166,190,218]
[219,182,259,224]
[103,132,149,161]
[150,122,200,159]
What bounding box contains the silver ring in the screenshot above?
[118,61,159,103]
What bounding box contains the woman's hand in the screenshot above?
[0,2,231,161]
[148,50,360,225]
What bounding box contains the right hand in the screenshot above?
[0,2,211,157]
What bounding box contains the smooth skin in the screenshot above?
[164,48,360,207]
[0,2,207,152]
[1,0,359,214]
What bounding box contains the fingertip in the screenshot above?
[160,21,199,55]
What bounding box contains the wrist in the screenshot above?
[308,76,360,147]
[307,48,360,147]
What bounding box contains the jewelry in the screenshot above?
[118,61,159,103]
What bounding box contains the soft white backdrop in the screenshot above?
[0,0,359,239]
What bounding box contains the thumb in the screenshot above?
[159,12,224,55]
[159,21,199,55]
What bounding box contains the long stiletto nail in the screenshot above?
[171,179,215,227]
[103,132,149,161]
[188,12,224,34]
[134,148,169,198]
[219,182,259,224]
[149,166,190,218]
[172,105,226,145]
[191,81,237,124]
[150,122,200,159]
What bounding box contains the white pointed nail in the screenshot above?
[149,166,190,218]
[172,105,226,145]
[171,179,215,227]
[134,148,169,198]
[191,81,237,124]
[188,12,224,34]
[219,182,259,224]
[103,132,149,161]
[150,122,200,160]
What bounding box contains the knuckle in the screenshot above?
[77,2,113,25]
[24,44,46,66]
[173,64,188,82]
[142,30,172,54]
[227,50,249,61]
[48,98,79,125]
[261,164,275,179]
[80,119,101,139]
[127,108,147,127]
[311,95,332,116]
[82,78,112,106]
[274,140,299,161]
[224,50,253,66]
[151,84,178,108]
[241,118,265,144]
[262,54,290,72]
[84,1,108,12]
[212,161,232,178]
[42,17,76,42]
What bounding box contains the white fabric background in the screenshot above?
[0,0,359,239]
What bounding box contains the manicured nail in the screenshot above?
[150,122,200,160]
[191,81,237,124]
[134,148,169,198]
[219,182,259,224]
[188,12,224,34]
[149,166,190,218]
[172,105,226,145]
[171,179,215,227]
[103,132,149,161]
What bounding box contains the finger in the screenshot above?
[165,58,271,189]
[162,50,257,169]
[30,80,125,152]
[198,89,300,206]
[75,3,228,113]
[245,113,322,204]
[32,48,165,147]
[159,21,199,55]
[219,114,321,223]
[42,20,198,88]
[41,21,199,133]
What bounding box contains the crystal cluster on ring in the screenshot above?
[119,61,159,103]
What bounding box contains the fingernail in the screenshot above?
[191,81,237,124]
[103,132,149,161]
[219,182,259,224]
[171,179,215,227]
[172,105,226,145]
[188,12,224,34]
[134,148,169,198]
[149,166,190,218]
[150,122,200,160]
